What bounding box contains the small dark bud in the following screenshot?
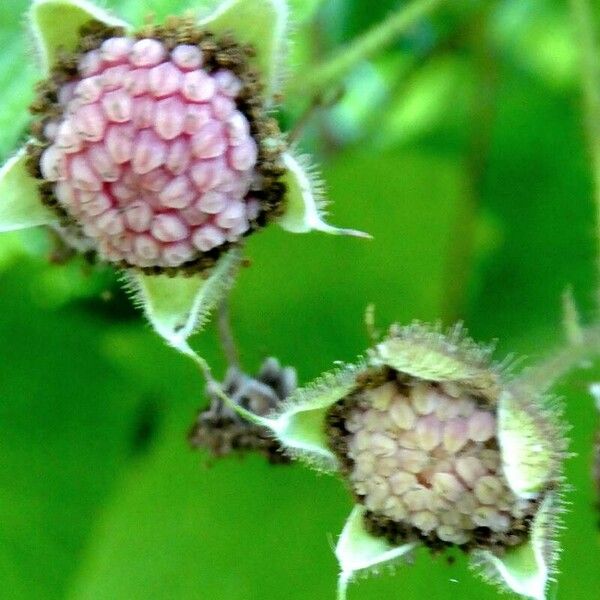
[189,357,296,464]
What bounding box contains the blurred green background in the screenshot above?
[1,0,600,598]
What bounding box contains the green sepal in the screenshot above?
[372,322,500,398]
[29,0,129,75]
[267,362,366,471]
[125,249,241,355]
[199,0,289,101]
[0,148,58,232]
[336,505,416,600]
[204,367,356,472]
[223,361,364,471]
[278,152,371,238]
[497,388,563,499]
[471,494,557,600]
[205,381,341,469]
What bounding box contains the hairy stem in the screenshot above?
[184,346,270,427]
[289,0,447,98]
[570,0,600,277]
[512,325,600,395]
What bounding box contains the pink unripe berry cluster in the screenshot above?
[344,380,533,546]
[39,36,261,268]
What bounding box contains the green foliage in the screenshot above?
[1,0,600,599]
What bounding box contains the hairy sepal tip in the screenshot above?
[336,505,415,599]
[278,152,370,239]
[125,248,241,351]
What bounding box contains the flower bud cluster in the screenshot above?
[329,375,537,549]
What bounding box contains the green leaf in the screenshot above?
[472,495,556,600]
[198,0,289,101]
[0,148,58,232]
[278,152,370,238]
[0,264,144,600]
[29,0,129,75]
[126,249,241,354]
[336,505,416,600]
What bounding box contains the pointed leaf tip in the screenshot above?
[199,0,288,101]
[481,543,546,600]
[270,404,337,467]
[267,363,363,470]
[473,495,556,600]
[336,505,415,598]
[127,249,241,353]
[0,148,58,232]
[30,0,128,74]
[278,152,370,238]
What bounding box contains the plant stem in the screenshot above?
[512,324,600,395]
[182,345,270,427]
[287,95,323,145]
[441,4,497,322]
[288,0,447,98]
[570,0,600,277]
[216,298,240,369]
